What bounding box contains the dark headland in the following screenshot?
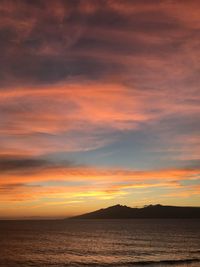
[68,204,200,219]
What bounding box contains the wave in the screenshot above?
[2,258,199,267]
[76,258,200,266]
[116,258,200,266]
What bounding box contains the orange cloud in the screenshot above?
[0,165,199,218]
[1,80,199,157]
[0,164,199,202]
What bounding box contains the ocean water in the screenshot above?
[0,219,199,267]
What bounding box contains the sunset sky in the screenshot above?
[0,0,199,218]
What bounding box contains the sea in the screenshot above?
[0,219,199,267]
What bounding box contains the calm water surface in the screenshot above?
[0,219,199,267]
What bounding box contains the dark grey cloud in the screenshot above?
[0,156,74,173]
[0,182,40,192]
[0,157,49,172]
[87,8,181,33]
[8,56,123,84]
[73,34,181,57]
[0,0,190,87]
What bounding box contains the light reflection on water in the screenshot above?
[0,219,199,266]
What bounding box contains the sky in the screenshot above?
[0,0,200,218]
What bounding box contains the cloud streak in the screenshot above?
[0,81,199,163]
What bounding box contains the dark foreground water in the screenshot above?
[0,219,199,267]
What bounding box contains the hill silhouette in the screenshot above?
[69,204,200,219]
